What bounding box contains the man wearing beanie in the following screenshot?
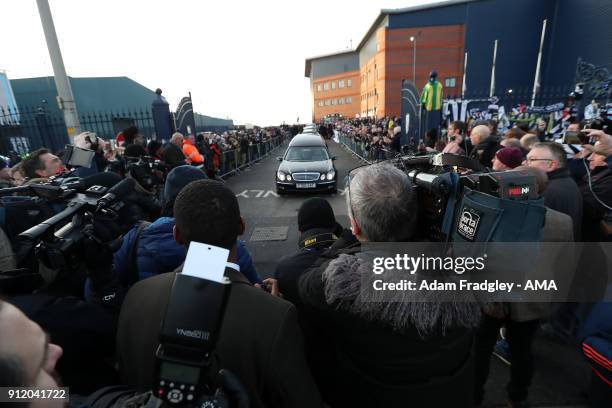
[85,166,260,302]
[275,197,343,306]
[492,147,524,171]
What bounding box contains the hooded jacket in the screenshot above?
[297,245,481,407]
[112,217,260,284]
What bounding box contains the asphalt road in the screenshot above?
[223,139,591,408]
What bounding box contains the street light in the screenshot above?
[410,35,418,84]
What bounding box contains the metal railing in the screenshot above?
[337,132,372,164]
[218,136,284,178]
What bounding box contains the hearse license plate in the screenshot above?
[296,183,316,189]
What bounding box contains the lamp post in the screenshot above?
[410,36,416,84]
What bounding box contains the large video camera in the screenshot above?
[14,177,135,271]
[125,156,167,191]
[390,153,545,242]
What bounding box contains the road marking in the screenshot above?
[236,189,344,198]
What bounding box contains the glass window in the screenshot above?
[346,97,352,104]
[445,77,457,88]
[348,79,352,87]
[316,84,322,92]
[339,80,345,88]
[324,82,330,91]
[285,147,330,162]
[331,81,336,90]
[331,99,336,105]
[325,99,330,106]
[338,98,344,105]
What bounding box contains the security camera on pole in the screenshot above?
[36,0,81,140]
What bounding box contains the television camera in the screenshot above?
[389,152,544,242]
[12,177,135,271]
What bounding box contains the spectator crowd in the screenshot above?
[0,110,610,408]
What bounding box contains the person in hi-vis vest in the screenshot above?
[420,70,443,139]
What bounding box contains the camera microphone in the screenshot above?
[96,178,135,210]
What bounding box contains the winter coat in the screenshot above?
[469,136,500,169]
[112,217,260,285]
[161,143,186,169]
[579,167,612,241]
[544,167,583,240]
[297,245,480,407]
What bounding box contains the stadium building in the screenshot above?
[305,0,612,121]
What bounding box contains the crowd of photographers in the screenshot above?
[0,113,611,407]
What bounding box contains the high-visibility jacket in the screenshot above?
[421,80,443,111]
[182,140,203,164]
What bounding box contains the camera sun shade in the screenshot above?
[155,273,231,406]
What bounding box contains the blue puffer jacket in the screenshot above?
[113,217,261,284]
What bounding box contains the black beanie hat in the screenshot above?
[298,197,336,232]
[164,165,208,203]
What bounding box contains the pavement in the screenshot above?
[223,139,592,408]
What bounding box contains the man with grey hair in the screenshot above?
[161,132,187,169]
[470,124,500,169]
[297,163,480,407]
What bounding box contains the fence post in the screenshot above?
[34,108,54,150]
[151,88,172,142]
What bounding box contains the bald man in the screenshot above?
[469,124,500,169]
[161,132,188,169]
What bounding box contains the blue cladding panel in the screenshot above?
[388,3,467,28]
[311,53,360,79]
[543,0,612,88]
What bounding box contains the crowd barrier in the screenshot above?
[218,136,284,178]
[338,132,390,164]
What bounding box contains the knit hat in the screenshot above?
[298,197,336,232]
[495,147,523,169]
[164,165,208,203]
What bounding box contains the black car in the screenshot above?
[275,134,337,194]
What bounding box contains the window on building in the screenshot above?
[324,82,330,91]
[316,84,322,92]
[331,81,336,90]
[338,98,344,105]
[445,77,457,88]
[325,99,330,106]
[348,79,352,87]
[331,99,337,105]
[346,97,352,104]
[339,79,345,88]
[318,100,323,107]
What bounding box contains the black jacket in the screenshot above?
[579,167,612,241]
[297,245,479,408]
[117,267,322,408]
[544,167,583,240]
[161,143,185,169]
[274,228,338,307]
[469,136,500,169]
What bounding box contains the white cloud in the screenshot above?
[1,0,438,125]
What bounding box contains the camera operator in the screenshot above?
[100,165,260,301]
[274,197,343,307]
[117,179,323,408]
[0,300,65,408]
[20,148,64,182]
[297,163,481,407]
[526,142,583,240]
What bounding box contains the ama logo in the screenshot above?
[457,206,482,241]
